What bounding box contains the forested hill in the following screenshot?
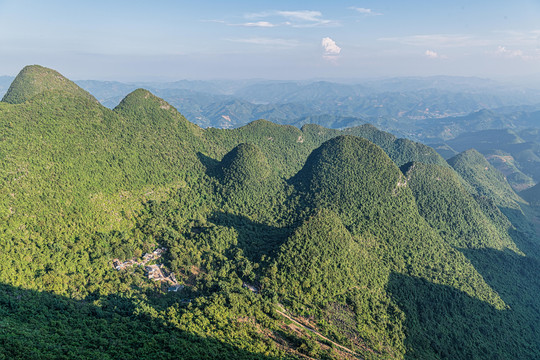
[1,65,540,359]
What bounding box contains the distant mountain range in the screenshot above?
[2,73,537,141]
[69,76,540,132]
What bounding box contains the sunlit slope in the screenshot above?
[404,162,520,251]
[290,136,503,306]
[2,65,97,104]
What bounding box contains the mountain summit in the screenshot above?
[1,65,96,104]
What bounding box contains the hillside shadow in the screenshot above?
[387,271,540,360]
[208,211,290,263]
[0,282,284,360]
[499,205,540,257]
[460,247,540,319]
[196,151,220,177]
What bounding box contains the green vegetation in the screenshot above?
[1,65,540,359]
[2,65,97,104]
[448,149,526,210]
[405,162,520,251]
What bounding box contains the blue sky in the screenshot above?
[1,0,539,81]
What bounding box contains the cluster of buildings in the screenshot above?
[112,246,184,292]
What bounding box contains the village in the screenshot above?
[112,246,261,295]
[112,247,184,292]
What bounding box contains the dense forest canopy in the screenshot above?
[1,65,540,359]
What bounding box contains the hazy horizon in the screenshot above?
[1,0,540,82]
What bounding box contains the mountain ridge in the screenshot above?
[1,65,540,360]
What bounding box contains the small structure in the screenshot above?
[243,283,258,294]
[146,265,160,280]
[168,284,184,292]
[112,259,123,270]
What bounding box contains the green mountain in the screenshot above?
[447,149,525,210]
[302,123,447,168]
[291,137,503,302]
[1,66,540,360]
[404,162,519,251]
[273,209,367,306]
[292,135,409,226]
[2,65,97,104]
[217,143,271,186]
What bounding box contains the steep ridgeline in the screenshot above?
[448,149,526,211]
[285,136,510,358]
[204,121,448,180]
[302,123,448,168]
[112,88,206,184]
[404,162,520,251]
[447,148,540,258]
[2,65,540,359]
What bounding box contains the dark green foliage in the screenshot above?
[388,269,540,360]
[0,283,290,360]
[271,209,401,356]
[291,137,504,304]
[292,135,407,226]
[447,149,539,245]
[302,123,448,168]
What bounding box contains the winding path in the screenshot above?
[275,308,363,359]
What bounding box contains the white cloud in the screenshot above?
[244,10,337,27]
[236,21,276,28]
[350,7,382,16]
[322,37,341,60]
[494,45,539,60]
[493,30,540,47]
[496,46,523,57]
[425,50,438,58]
[425,50,447,59]
[276,10,322,22]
